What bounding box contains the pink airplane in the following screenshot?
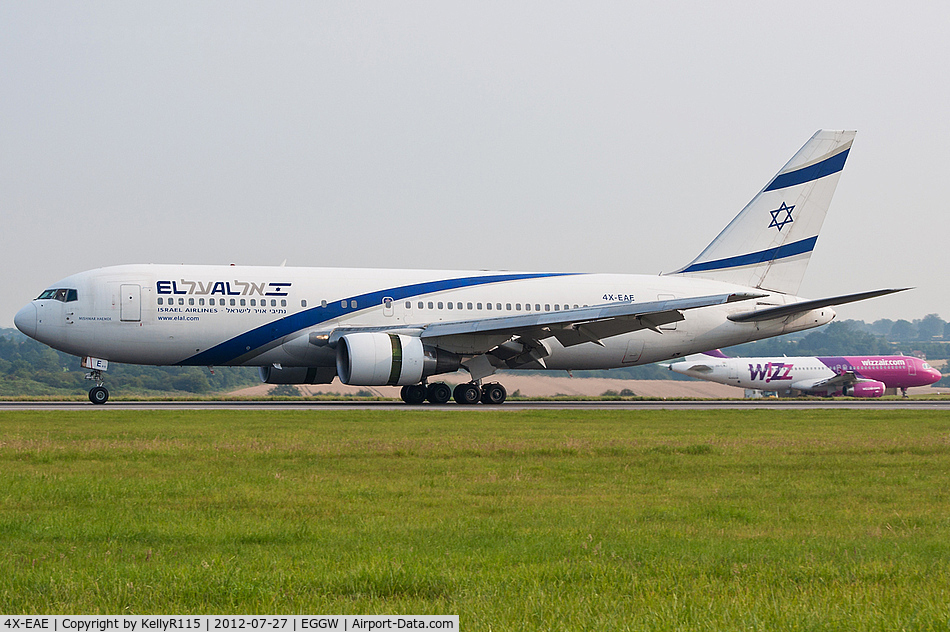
[668,350,942,397]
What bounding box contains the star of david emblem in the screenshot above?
[769,201,795,231]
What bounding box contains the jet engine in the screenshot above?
[258,366,335,384]
[336,332,460,386]
[843,380,885,398]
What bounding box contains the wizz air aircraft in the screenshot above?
[14,130,904,405]
[667,350,941,397]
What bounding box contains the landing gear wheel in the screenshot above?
[481,382,507,405]
[401,384,427,405]
[426,382,452,404]
[89,386,109,405]
[453,383,481,405]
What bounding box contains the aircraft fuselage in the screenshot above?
[15,263,834,370]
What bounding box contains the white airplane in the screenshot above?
[667,350,942,397]
[14,130,904,405]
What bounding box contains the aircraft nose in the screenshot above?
[14,303,37,339]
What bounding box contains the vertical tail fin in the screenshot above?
[672,130,856,295]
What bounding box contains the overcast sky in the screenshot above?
[2,1,948,328]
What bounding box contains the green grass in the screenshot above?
[1,409,949,630]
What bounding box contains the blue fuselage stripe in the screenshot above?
[680,236,818,274]
[764,148,849,192]
[178,272,577,366]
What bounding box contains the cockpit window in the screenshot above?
[36,288,78,302]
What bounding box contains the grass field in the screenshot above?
[1,409,948,629]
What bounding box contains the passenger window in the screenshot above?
[405,301,411,309]
[189,298,195,306]
[199,298,205,306]
[525,303,531,311]
[281,300,286,307]
[536,304,541,311]
[250,299,256,306]
[301,300,307,307]
[321,300,328,308]
[447,302,453,310]
[428,301,434,309]
[486,303,492,310]
[230,299,236,306]
[157,297,163,305]
[438,302,443,309]
[342,300,348,308]
[179,298,185,306]
[418,302,424,309]
[240,299,246,306]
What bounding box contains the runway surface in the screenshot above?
[1,399,947,411]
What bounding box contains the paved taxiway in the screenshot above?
[1,400,947,411]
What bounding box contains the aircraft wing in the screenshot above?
[318,292,762,378]
[791,372,856,391]
[419,292,764,348]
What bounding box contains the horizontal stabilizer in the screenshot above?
[727,288,909,323]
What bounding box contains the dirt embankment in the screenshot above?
[232,373,742,399]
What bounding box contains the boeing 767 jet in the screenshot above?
[15,130,904,404]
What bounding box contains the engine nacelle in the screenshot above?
[843,380,885,398]
[258,366,335,384]
[336,332,460,386]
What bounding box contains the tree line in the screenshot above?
[3,314,949,395]
[0,329,258,396]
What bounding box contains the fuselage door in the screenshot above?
[908,360,916,377]
[383,297,394,317]
[621,339,644,364]
[120,284,141,322]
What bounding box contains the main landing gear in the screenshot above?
[85,369,109,405]
[399,382,507,405]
